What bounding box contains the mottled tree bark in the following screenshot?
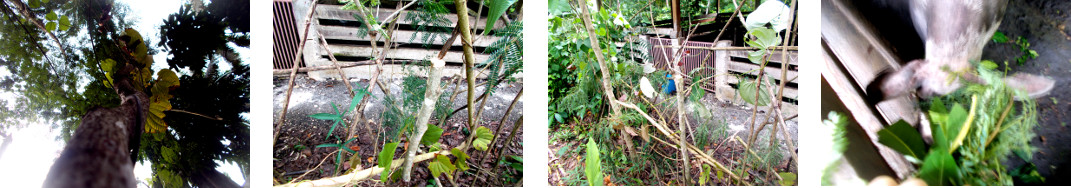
[44,63,147,188]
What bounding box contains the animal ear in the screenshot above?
[1004,73,1055,100]
[866,60,924,104]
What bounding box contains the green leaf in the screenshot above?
[748,50,766,64]
[28,0,40,8]
[378,142,399,182]
[700,164,710,185]
[315,143,342,148]
[716,170,723,180]
[308,113,340,120]
[348,89,368,112]
[451,148,470,172]
[877,120,928,161]
[992,31,1009,43]
[472,126,494,151]
[918,150,959,186]
[942,103,969,150]
[738,79,771,106]
[745,27,781,49]
[549,0,571,16]
[145,69,180,133]
[948,96,977,152]
[778,172,797,186]
[585,138,603,186]
[45,22,56,31]
[46,12,57,21]
[99,59,116,88]
[980,60,998,70]
[421,124,444,146]
[58,15,69,31]
[428,154,456,179]
[484,0,519,34]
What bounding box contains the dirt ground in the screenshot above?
[273,74,523,186]
[547,92,798,185]
[981,0,1071,185]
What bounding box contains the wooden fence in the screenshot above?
[285,0,505,80]
[648,38,799,109]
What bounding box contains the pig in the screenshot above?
[866,0,1054,103]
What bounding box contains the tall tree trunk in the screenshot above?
[401,58,446,182]
[455,0,481,148]
[577,0,620,116]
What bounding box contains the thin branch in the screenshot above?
[275,1,319,145]
[168,109,223,121]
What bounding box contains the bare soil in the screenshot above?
[981,0,1071,185]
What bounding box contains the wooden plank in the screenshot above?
[725,60,799,84]
[319,25,500,47]
[723,77,799,100]
[823,40,914,180]
[325,44,491,64]
[823,0,919,125]
[316,4,504,30]
[821,0,916,179]
[726,50,799,66]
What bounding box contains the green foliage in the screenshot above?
[403,0,452,47]
[450,148,470,171]
[146,69,180,133]
[992,31,1038,65]
[585,138,603,186]
[428,154,456,179]
[822,111,849,186]
[778,172,797,186]
[308,86,370,140]
[315,137,359,176]
[738,76,772,106]
[992,31,1009,43]
[378,142,400,182]
[699,164,710,185]
[484,0,520,34]
[483,21,524,97]
[877,120,927,162]
[473,126,495,151]
[876,64,1040,185]
[421,124,444,146]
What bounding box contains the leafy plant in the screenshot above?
[315,137,359,176]
[378,142,400,182]
[876,64,1040,185]
[307,88,369,139]
[585,138,602,186]
[991,31,1038,65]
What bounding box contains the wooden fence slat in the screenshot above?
[725,60,799,84]
[316,4,504,30]
[327,44,491,64]
[319,25,500,48]
[726,50,799,66]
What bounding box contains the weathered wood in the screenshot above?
[316,4,505,30]
[822,0,917,179]
[724,60,799,84]
[326,44,490,64]
[319,25,500,47]
[726,50,799,66]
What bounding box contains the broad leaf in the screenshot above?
[949,97,977,152]
[738,79,770,106]
[428,154,456,179]
[700,164,710,185]
[421,124,444,146]
[744,27,781,49]
[146,69,179,133]
[472,126,494,151]
[100,59,116,88]
[45,22,56,31]
[451,148,470,172]
[549,0,571,16]
[877,120,927,161]
[585,138,603,186]
[58,15,69,31]
[918,150,959,186]
[779,172,797,186]
[46,12,57,21]
[484,0,519,34]
[378,142,399,182]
